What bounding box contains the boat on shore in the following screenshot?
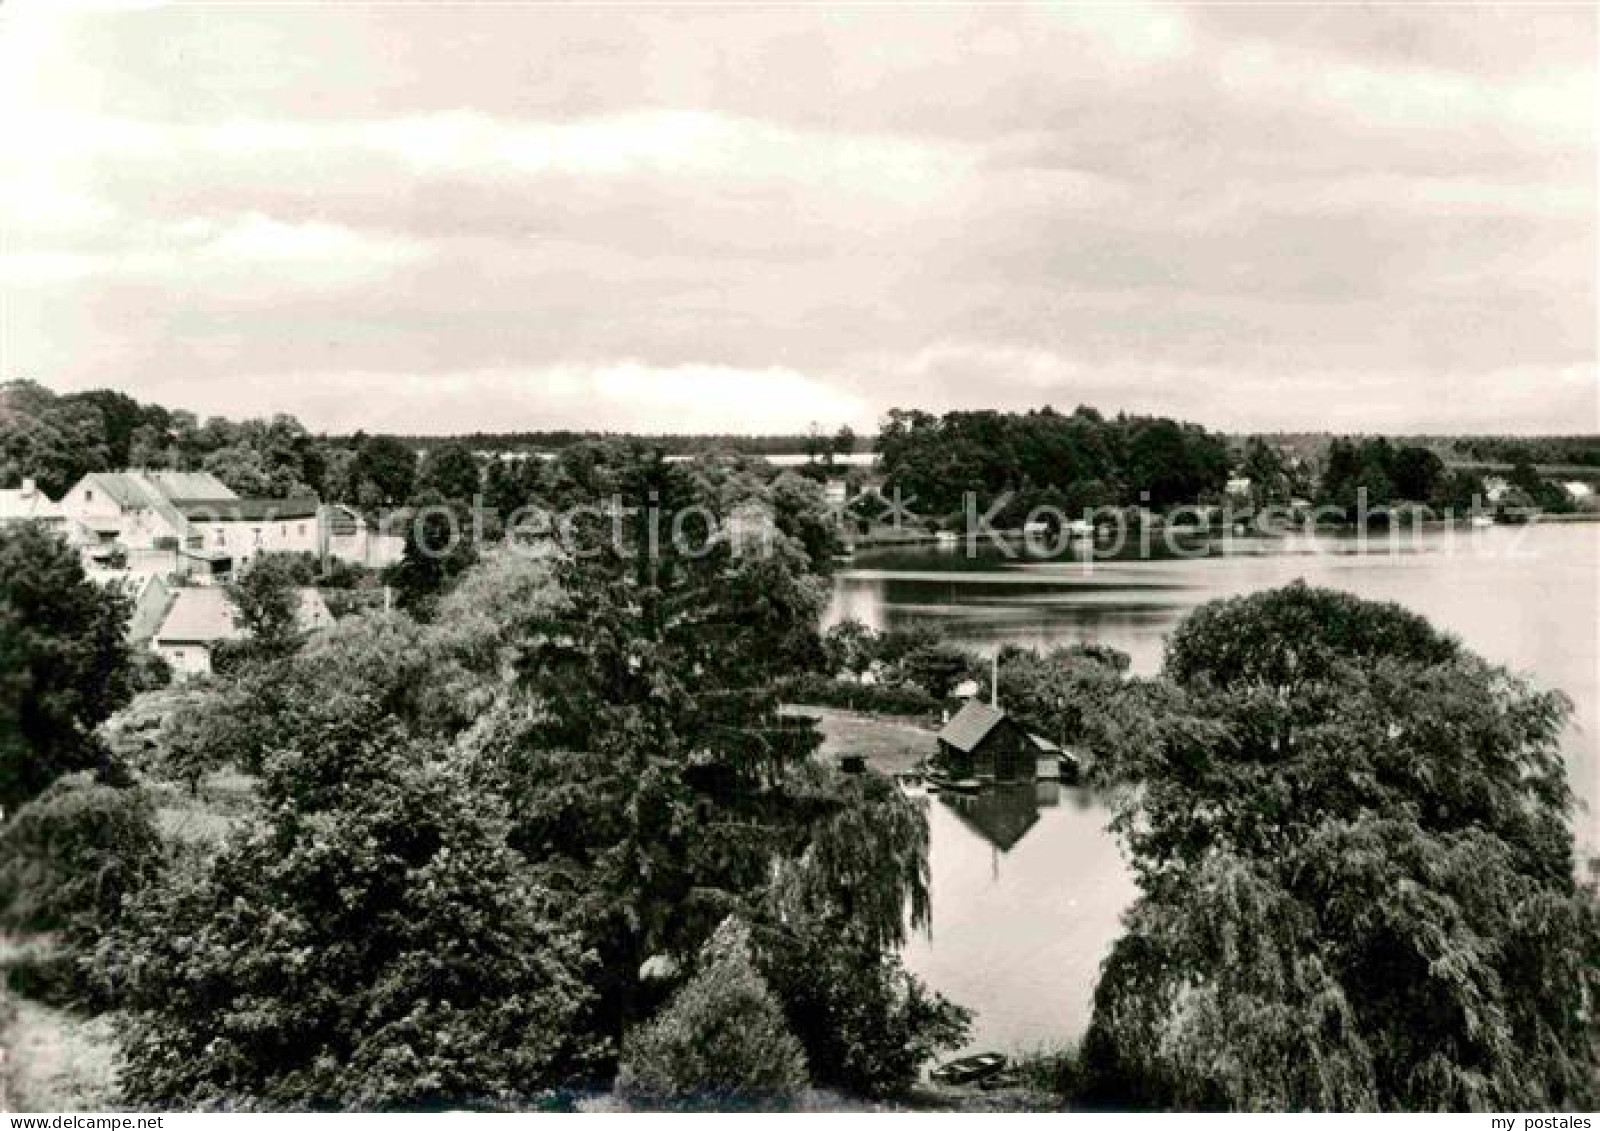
[925,773,982,795]
[930,1052,1009,1087]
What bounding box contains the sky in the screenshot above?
[1,2,1595,436]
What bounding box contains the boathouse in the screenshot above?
[936,700,1034,783]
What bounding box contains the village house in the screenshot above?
[936,697,1082,785]
[179,495,322,577]
[151,585,333,678]
[323,503,405,568]
[58,470,235,551]
[57,470,329,580]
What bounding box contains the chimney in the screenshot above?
[21,477,36,499]
[991,651,999,709]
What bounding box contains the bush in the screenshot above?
[616,918,808,1109]
[108,724,600,1110]
[0,774,163,937]
[127,649,172,693]
[762,927,970,1099]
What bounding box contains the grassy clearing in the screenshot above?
[782,704,938,776]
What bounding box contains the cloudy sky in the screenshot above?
[1,3,1594,435]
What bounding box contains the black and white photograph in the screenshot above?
[0,0,1596,1118]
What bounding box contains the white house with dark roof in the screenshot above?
[151,585,334,678]
[58,470,327,579]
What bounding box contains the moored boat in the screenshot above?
[930,1052,1009,1087]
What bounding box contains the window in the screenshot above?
[298,523,307,536]
[214,529,225,547]
[85,489,94,502]
[252,527,263,545]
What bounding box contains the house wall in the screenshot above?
[189,513,323,567]
[153,640,213,679]
[326,529,404,568]
[974,721,1032,783]
[58,481,183,550]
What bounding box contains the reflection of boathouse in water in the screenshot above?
[941,782,1041,851]
[939,780,1068,880]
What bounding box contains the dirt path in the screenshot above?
[0,994,118,1112]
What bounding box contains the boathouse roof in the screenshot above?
[939,700,1008,754]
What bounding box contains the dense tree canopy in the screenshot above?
[876,405,1230,518]
[1084,583,1598,1111]
[415,441,482,504]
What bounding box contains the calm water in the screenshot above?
[829,524,1600,1053]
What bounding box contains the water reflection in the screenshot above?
[904,782,1138,1053]
[940,783,1041,855]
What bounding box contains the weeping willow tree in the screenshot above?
[459,443,967,1094]
[1084,584,1600,1112]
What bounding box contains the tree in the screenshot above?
[0,380,111,496]
[416,441,482,504]
[1389,445,1445,503]
[351,435,417,508]
[458,444,961,1082]
[385,492,480,619]
[1240,437,1291,504]
[202,444,276,496]
[0,523,133,811]
[821,619,878,677]
[616,918,809,1109]
[1083,583,1599,1111]
[108,712,601,1109]
[898,642,974,700]
[226,554,304,656]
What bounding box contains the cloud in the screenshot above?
[0,4,1593,435]
[111,362,873,435]
[1,212,425,292]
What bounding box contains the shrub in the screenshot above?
[0,774,163,937]
[108,724,600,1110]
[126,649,172,693]
[762,927,970,1099]
[616,918,808,1109]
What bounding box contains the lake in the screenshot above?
[828,523,1600,1054]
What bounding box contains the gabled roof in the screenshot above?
[1027,732,1062,753]
[153,586,331,645]
[938,699,1008,754]
[142,471,237,502]
[173,497,320,521]
[75,471,237,534]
